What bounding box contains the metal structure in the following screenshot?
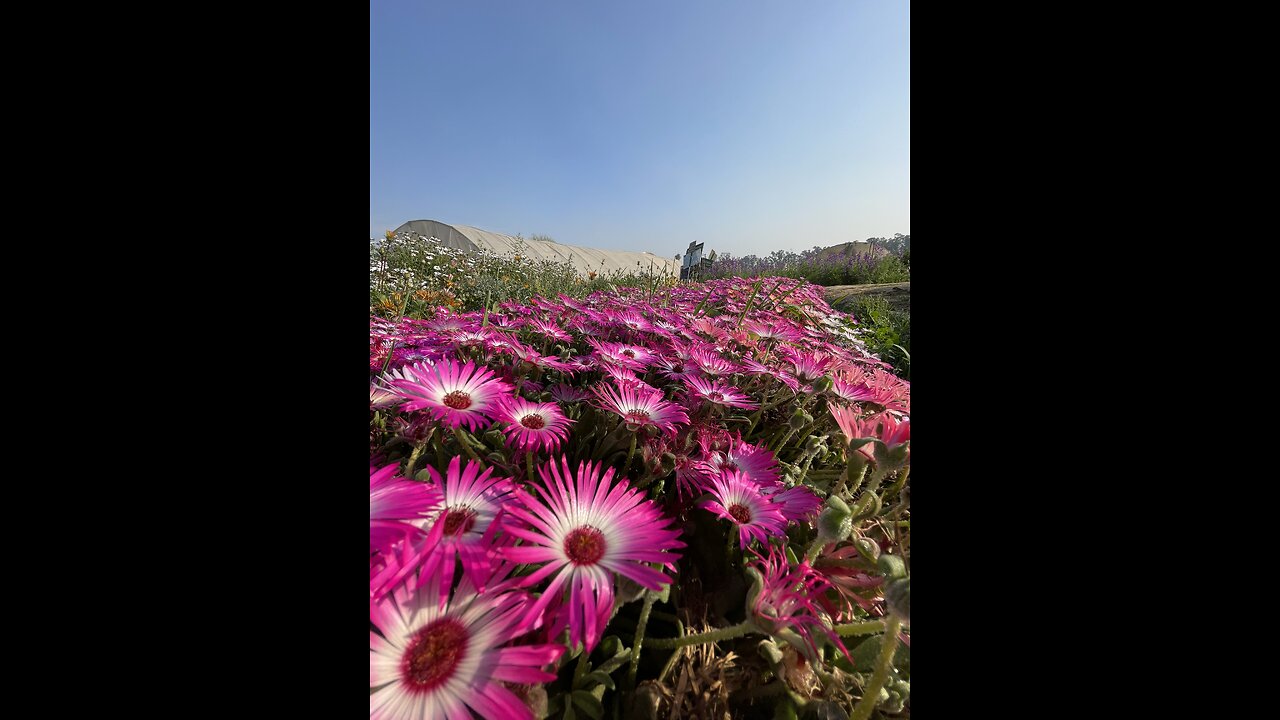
[390,219,678,279]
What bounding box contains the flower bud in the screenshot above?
[877,553,907,582]
[788,409,808,431]
[816,496,853,545]
[811,375,834,394]
[854,536,881,562]
[758,638,785,667]
[482,429,507,448]
[885,576,910,626]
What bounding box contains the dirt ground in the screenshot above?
[823,282,910,312]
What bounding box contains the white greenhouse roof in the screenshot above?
[393,219,679,278]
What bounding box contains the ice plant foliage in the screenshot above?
[369,275,910,717]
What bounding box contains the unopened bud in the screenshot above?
[758,638,785,667]
[811,375,833,394]
[659,452,677,474]
[788,409,808,431]
[854,536,881,562]
[877,553,906,582]
[885,576,910,626]
[482,429,507,448]
[816,495,853,545]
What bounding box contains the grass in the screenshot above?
[370,231,676,317]
[838,295,911,381]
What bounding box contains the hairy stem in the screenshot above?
[835,620,885,637]
[627,591,658,689]
[451,426,486,469]
[620,432,638,479]
[644,620,755,649]
[849,616,902,720]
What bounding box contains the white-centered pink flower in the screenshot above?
[501,457,685,652]
[496,397,574,453]
[385,359,514,431]
[593,382,690,435]
[371,568,564,720]
[700,470,787,549]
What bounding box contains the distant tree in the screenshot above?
[867,234,910,255]
[529,233,557,244]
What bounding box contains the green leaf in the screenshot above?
[599,635,621,658]
[570,690,603,720]
[847,634,909,672]
[595,648,632,675]
[584,670,616,691]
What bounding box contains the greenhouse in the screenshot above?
[391,219,679,278]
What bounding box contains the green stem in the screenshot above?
[573,645,591,684]
[849,617,902,720]
[592,420,629,460]
[836,460,868,497]
[620,432,638,478]
[526,451,537,484]
[451,426,486,469]
[626,591,658,689]
[883,466,910,500]
[404,440,428,479]
[644,620,755,649]
[656,619,685,684]
[771,427,796,453]
[835,620,885,637]
[804,537,826,564]
[432,433,446,468]
[795,446,818,486]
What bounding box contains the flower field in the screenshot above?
[370,276,911,719]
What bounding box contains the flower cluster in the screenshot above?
[370,276,910,718]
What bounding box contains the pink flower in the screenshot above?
[697,436,780,487]
[744,319,804,343]
[700,470,787,549]
[502,457,685,652]
[587,338,655,371]
[385,359,514,431]
[527,317,572,343]
[784,349,835,384]
[370,464,440,556]
[548,383,591,403]
[496,397,574,453]
[830,406,910,461]
[829,376,875,404]
[653,356,702,383]
[748,546,849,661]
[689,346,740,377]
[370,567,564,720]
[371,457,515,603]
[683,375,759,410]
[765,485,823,522]
[593,382,690,435]
[370,382,403,410]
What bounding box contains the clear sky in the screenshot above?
[370,0,909,259]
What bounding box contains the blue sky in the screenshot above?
[371,1,909,260]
